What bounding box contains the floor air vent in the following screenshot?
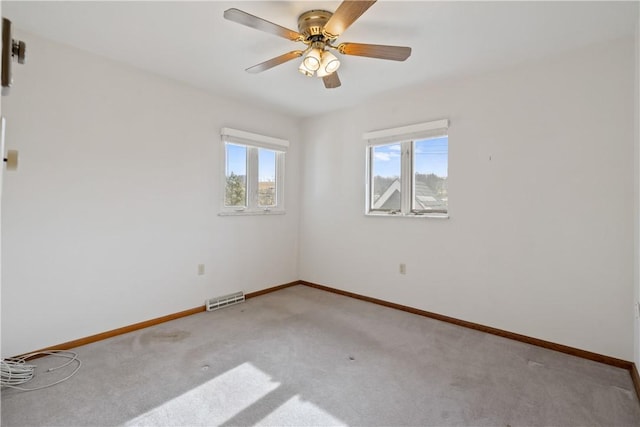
[206,291,245,311]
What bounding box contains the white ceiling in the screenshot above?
[3,1,637,118]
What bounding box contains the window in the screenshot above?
[221,128,287,215]
[365,119,449,218]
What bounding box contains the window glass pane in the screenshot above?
[258,148,277,207]
[413,136,448,212]
[371,143,402,211]
[225,143,247,207]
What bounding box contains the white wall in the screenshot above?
[635,10,640,368]
[2,29,637,363]
[299,37,636,360]
[0,1,4,359]
[1,31,301,358]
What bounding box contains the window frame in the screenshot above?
[364,119,449,219]
[220,128,287,216]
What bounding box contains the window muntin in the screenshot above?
[220,128,287,215]
[365,120,448,218]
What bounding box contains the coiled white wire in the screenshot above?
[1,350,81,391]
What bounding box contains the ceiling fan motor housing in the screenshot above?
[298,10,334,41]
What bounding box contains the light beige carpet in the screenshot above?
[2,285,639,426]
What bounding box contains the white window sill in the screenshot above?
[365,212,449,219]
[219,209,285,217]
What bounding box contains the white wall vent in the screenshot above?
[206,291,245,311]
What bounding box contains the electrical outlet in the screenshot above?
[399,263,406,275]
[198,264,205,275]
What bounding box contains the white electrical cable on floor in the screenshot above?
[1,350,81,391]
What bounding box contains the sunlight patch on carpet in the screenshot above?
[255,394,347,426]
[123,362,279,426]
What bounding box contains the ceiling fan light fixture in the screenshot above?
[302,48,322,71]
[316,67,329,78]
[298,61,314,77]
[321,51,340,74]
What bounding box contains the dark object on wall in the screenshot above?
[2,18,26,96]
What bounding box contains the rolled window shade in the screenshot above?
[364,119,449,146]
[221,127,289,152]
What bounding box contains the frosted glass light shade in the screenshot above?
[322,51,340,73]
[298,61,314,76]
[316,51,341,77]
[302,48,322,71]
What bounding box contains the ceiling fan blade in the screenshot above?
[337,43,411,61]
[323,0,377,38]
[245,50,304,74]
[322,72,341,89]
[224,8,303,41]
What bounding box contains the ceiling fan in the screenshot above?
[223,0,411,89]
